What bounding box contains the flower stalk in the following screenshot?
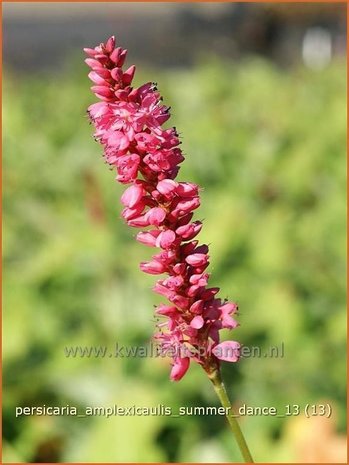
[207,368,254,463]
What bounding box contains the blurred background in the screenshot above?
[3,2,347,463]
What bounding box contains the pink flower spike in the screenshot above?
[85,37,241,383]
[170,357,190,381]
[212,341,241,362]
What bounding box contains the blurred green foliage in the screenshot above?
[3,56,346,463]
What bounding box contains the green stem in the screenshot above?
[208,369,254,463]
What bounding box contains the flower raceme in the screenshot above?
[85,37,240,381]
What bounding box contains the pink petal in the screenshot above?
[173,197,200,216]
[84,48,99,57]
[155,230,176,249]
[176,182,199,197]
[118,49,128,67]
[221,315,239,329]
[189,273,209,286]
[189,300,204,314]
[153,282,174,298]
[185,253,208,267]
[169,294,190,309]
[145,207,166,226]
[88,71,106,85]
[121,203,144,221]
[157,179,178,196]
[85,58,102,69]
[155,305,178,316]
[108,131,129,151]
[176,221,202,240]
[88,102,109,119]
[136,230,160,247]
[170,357,190,381]
[91,85,114,99]
[163,275,184,290]
[94,68,111,79]
[187,285,200,297]
[173,263,186,275]
[105,36,116,53]
[110,47,122,64]
[190,315,204,329]
[123,65,136,86]
[111,67,123,82]
[121,184,143,208]
[140,261,166,275]
[220,302,238,315]
[127,215,150,227]
[212,341,240,362]
[200,287,220,300]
